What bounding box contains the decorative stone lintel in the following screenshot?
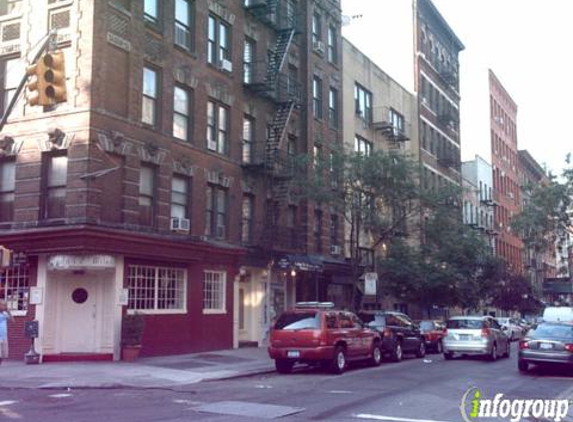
[37,128,74,152]
[138,141,166,165]
[204,168,233,188]
[173,156,196,176]
[96,130,133,156]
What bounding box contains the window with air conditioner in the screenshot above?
[206,100,228,155]
[174,0,192,51]
[208,14,231,70]
[171,175,190,232]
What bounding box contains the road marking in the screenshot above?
[0,408,21,419]
[48,394,72,398]
[354,414,455,422]
[0,401,17,407]
[255,385,273,389]
[327,390,353,394]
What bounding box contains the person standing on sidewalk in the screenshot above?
[0,300,14,364]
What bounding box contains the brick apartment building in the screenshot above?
[0,0,345,360]
[489,70,523,274]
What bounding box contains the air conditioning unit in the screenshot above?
[220,59,233,72]
[207,139,217,151]
[313,40,325,54]
[331,245,341,255]
[171,217,190,233]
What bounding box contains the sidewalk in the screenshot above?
[0,347,275,390]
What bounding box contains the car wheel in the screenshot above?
[415,340,426,358]
[489,343,498,361]
[370,342,382,367]
[436,341,443,354]
[330,346,346,374]
[443,352,454,360]
[518,359,528,373]
[275,359,293,374]
[390,341,403,362]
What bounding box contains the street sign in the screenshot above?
[364,272,378,296]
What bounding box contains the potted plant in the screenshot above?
[121,312,145,362]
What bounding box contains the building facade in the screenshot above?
[342,37,418,311]
[490,70,523,274]
[0,0,345,360]
[461,156,496,247]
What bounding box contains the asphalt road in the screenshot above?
[1,344,573,422]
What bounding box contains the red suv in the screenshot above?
[268,302,383,374]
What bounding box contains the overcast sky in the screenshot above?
[341,0,572,175]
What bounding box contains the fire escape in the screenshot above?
[243,0,302,251]
[371,106,410,150]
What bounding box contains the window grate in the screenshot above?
[127,265,186,312]
[2,23,20,42]
[1,265,29,312]
[50,10,70,30]
[203,270,226,311]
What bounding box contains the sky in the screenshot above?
[341,0,573,175]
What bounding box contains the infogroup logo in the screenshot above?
[460,387,570,422]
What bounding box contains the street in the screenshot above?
[1,344,573,422]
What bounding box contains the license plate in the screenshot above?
[459,335,470,340]
[539,343,553,350]
[287,350,300,358]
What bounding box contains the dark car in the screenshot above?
[419,320,446,353]
[518,321,573,373]
[268,302,383,374]
[358,311,426,362]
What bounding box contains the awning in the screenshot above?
[276,254,323,272]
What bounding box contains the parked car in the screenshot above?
[419,320,446,353]
[518,321,573,372]
[358,311,426,362]
[496,317,524,341]
[443,316,510,361]
[268,302,383,374]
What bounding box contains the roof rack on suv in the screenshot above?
[294,301,335,309]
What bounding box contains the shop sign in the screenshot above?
[364,272,378,296]
[48,255,116,270]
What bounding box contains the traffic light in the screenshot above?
[25,59,48,106]
[42,51,67,104]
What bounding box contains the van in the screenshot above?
[542,306,573,322]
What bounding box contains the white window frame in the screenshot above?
[127,265,187,314]
[173,86,190,141]
[174,0,192,50]
[203,270,227,314]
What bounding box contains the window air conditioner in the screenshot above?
[313,40,325,55]
[220,59,233,72]
[331,245,341,255]
[171,217,190,233]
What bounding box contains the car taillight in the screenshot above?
[519,340,529,350]
[565,344,573,353]
[383,328,393,338]
[481,328,491,338]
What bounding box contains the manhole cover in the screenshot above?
[196,401,305,419]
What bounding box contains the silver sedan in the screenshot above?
[443,316,510,361]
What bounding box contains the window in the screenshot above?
[354,84,372,123]
[205,185,227,239]
[327,25,337,63]
[328,87,338,128]
[144,0,159,24]
[330,214,338,247]
[43,154,67,219]
[243,38,255,83]
[207,100,229,154]
[314,209,323,252]
[0,265,29,314]
[0,161,15,221]
[355,135,372,156]
[203,270,226,312]
[142,67,158,126]
[0,0,21,16]
[173,86,190,140]
[208,15,231,66]
[127,265,186,313]
[389,108,405,137]
[175,0,192,50]
[171,175,189,219]
[242,115,254,163]
[241,195,254,244]
[311,13,321,44]
[139,164,155,226]
[313,76,322,119]
[313,144,321,167]
[0,57,22,117]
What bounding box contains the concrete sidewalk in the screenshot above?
[0,347,275,390]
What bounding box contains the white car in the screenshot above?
[496,317,523,341]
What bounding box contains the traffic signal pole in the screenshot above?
[0,32,54,133]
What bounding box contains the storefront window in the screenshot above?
[127,265,186,313]
[0,265,29,313]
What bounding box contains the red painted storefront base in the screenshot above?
[42,354,114,362]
